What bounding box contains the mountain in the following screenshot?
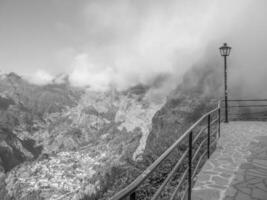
[0,73,165,200]
[0,62,221,200]
[99,64,222,199]
[0,73,83,199]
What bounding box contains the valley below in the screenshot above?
[0,65,220,200]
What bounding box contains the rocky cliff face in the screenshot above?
[145,64,221,157]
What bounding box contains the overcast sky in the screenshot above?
[0,0,266,92]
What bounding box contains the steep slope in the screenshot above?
[145,63,221,158]
[0,73,83,171]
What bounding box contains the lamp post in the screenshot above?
[219,43,232,123]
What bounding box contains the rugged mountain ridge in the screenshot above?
[0,62,222,200]
[0,73,82,170]
[0,73,165,200]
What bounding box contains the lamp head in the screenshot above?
[219,43,231,56]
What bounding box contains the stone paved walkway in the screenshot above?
[192,121,267,200]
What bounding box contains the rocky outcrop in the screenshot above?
[145,63,221,158]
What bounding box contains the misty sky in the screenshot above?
[0,0,267,92]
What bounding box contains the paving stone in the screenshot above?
[212,176,228,185]
[252,188,267,199]
[253,162,267,170]
[192,122,267,200]
[224,197,234,200]
[197,174,210,182]
[237,192,252,200]
[224,187,237,197]
[255,182,267,192]
[192,188,220,200]
[202,170,219,175]
[247,177,262,184]
[225,187,237,197]
[235,191,251,200]
[203,162,213,170]
[247,169,267,178]
[222,165,237,171]
[253,159,267,167]
[232,173,244,183]
[253,166,267,173]
[207,184,227,190]
[245,174,257,181]
[220,172,232,179]
[236,185,251,195]
[219,157,234,164]
[240,163,253,169]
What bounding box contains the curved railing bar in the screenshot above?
[211,129,218,136]
[193,150,208,178]
[181,185,189,200]
[225,99,267,102]
[151,150,189,200]
[169,168,189,200]
[193,126,207,145]
[230,111,267,115]
[110,128,190,200]
[210,118,219,126]
[192,138,208,162]
[231,116,267,120]
[229,105,267,108]
[111,102,221,200]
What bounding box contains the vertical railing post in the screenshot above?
[188,131,193,200]
[218,108,221,138]
[224,55,229,123]
[207,115,211,159]
[130,192,136,200]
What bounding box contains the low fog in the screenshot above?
[1,0,267,97]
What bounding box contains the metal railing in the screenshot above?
[222,99,267,121]
[111,101,221,200]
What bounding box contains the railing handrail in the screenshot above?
[223,99,267,121]
[222,99,267,102]
[111,102,221,200]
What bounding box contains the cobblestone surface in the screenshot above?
[192,121,267,200]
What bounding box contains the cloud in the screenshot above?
[67,0,257,93]
[27,70,53,85]
[65,0,234,91]
[69,54,114,91]
[11,0,267,97]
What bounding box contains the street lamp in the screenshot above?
[219,43,232,123]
